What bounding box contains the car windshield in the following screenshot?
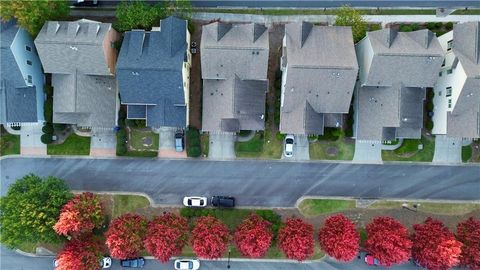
[286,138,294,144]
[187,199,192,205]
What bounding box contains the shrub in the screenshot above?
[41,133,53,144]
[42,123,54,134]
[435,22,443,28]
[255,210,282,235]
[277,218,314,261]
[186,128,201,157]
[399,24,412,32]
[234,214,273,258]
[319,214,359,262]
[425,120,434,131]
[426,102,434,111]
[187,146,201,157]
[116,128,128,156]
[426,22,436,30]
[191,216,230,259]
[457,217,480,270]
[53,123,68,131]
[44,98,53,123]
[446,22,454,30]
[411,23,419,31]
[105,214,148,259]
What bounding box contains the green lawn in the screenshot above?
[129,128,159,151]
[235,128,283,159]
[0,129,20,156]
[382,136,435,162]
[200,133,209,157]
[452,9,480,15]
[368,200,480,216]
[196,8,437,15]
[112,194,151,218]
[298,199,356,217]
[47,134,90,155]
[462,145,473,162]
[309,130,355,160]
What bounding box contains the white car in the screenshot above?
[174,259,200,270]
[183,197,208,207]
[284,135,294,157]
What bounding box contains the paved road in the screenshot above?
[1,157,479,206]
[0,245,431,270]
[88,0,480,8]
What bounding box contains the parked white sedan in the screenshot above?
[174,259,200,270]
[284,135,295,157]
[183,197,208,207]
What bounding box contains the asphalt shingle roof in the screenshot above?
[356,28,443,141]
[447,22,480,138]
[280,23,358,135]
[35,19,118,128]
[0,19,38,124]
[201,22,269,132]
[116,16,187,128]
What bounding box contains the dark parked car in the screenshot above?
[120,257,145,268]
[73,0,99,6]
[211,196,235,208]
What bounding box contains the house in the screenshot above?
[355,28,444,142]
[201,22,269,133]
[116,16,191,129]
[279,22,358,135]
[34,19,120,130]
[432,22,480,139]
[0,19,44,127]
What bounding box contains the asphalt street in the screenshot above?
[88,0,480,8]
[1,157,479,207]
[0,246,430,270]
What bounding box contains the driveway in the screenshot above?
[1,157,479,206]
[282,135,309,161]
[432,135,464,164]
[353,140,382,163]
[90,129,116,157]
[18,125,46,156]
[208,132,236,160]
[156,127,186,158]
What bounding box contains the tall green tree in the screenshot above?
[0,174,72,248]
[114,0,166,32]
[0,0,70,36]
[335,5,368,43]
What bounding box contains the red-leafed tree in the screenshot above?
[277,218,314,261]
[54,192,104,237]
[105,213,148,260]
[412,217,463,270]
[191,215,230,259]
[365,216,412,266]
[55,235,104,270]
[457,217,480,270]
[234,214,273,258]
[144,213,189,263]
[318,214,359,262]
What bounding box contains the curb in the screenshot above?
[14,249,54,258]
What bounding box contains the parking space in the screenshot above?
[432,135,463,164]
[208,132,236,160]
[282,134,309,161]
[90,129,116,157]
[157,127,187,158]
[19,124,46,156]
[353,140,383,163]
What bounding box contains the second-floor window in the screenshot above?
[448,99,452,108]
[447,40,453,51]
[27,75,32,84]
[447,68,453,74]
[446,87,452,97]
[25,45,31,52]
[27,60,32,65]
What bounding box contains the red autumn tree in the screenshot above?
[318,214,359,262]
[55,235,104,270]
[234,214,273,258]
[105,213,148,260]
[54,192,104,237]
[412,217,463,270]
[457,217,480,270]
[277,218,314,261]
[191,215,230,259]
[365,216,412,266]
[144,213,189,263]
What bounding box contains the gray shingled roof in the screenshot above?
[447,22,480,138]
[35,19,117,128]
[279,23,358,135]
[201,22,269,132]
[0,20,38,124]
[355,28,443,141]
[116,16,188,128]
[356,84,425,141]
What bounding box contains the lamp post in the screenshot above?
[227,248,231,269]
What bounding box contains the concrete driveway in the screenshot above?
[353,140,382,163]
[17,125,46,156]
[208,132,236,160]
[282,135,309,161]
[90,129,116,157]
[433,135,464,164]
[156,127,186,158]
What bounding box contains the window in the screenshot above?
[447,68,453,74]
[27,60,32,65]
[447,40,453,51]
[439,71,442,77]
[448,99,452,108]
[446,87,452,97]
[439,91,442,96]
[441,59,445,67]
[27,75,32,84]
[25,45,31,52]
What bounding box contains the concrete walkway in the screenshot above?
[432,135,464,164]
[208,132,236,160]
[192,12,480,25]
[381,139,404,150]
